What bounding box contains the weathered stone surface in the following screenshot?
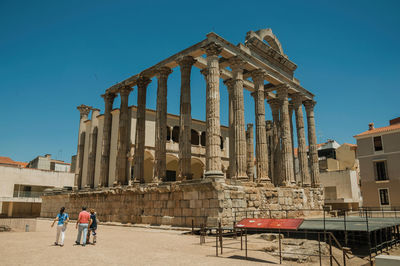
[41,180,323,228]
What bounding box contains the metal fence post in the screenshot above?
[279,229,282,264]
[329,233,333,266]
[318,232,322,266]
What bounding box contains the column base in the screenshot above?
[205,170,224,181]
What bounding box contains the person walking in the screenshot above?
[75,206,91,246]
[51,207,69,247]
[86,209,98,245]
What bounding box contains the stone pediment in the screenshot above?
[245,29,297,73]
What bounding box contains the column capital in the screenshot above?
[223,78,234,91]
[247,123,254,130]
[250,69,266,83]
[228,56,246,71]
[155,66,172,79]
[277,84,290,100]
[266,120,273,130]
[101,92,117,103]
[200,68,209,78]
[177,55,196,67]
[291,93,304,107]
[203,43,222,56]
[267,98,281,112]
[303,99,316,110]
[137,76,152,89]
[119,85,133,96]
[77,104,91,118]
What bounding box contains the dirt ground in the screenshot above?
[0,219,374,266]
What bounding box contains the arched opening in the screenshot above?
[172,126,179,143]
[166,154,179,182]
[220,136,224,150]
[191,158,204,179]
[200,132,206,146]
[191,129,199,145]
[166,126,171,141]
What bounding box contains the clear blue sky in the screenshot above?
[1,0,399,163]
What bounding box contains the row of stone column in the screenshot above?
[261,89,320,187]
[74,41,320,189]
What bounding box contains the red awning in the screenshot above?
[236,218,304,230]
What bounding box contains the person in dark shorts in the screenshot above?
[87,209,98,244]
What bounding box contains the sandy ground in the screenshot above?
[0,219,372,266]
[0,219,280,266]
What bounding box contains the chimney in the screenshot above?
[390,117,400,125]
[368,123,374,130]
[45,154,51,159]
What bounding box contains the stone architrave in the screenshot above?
[229,56,247,180]
[250,70,270,183]
[99,93,116,187]
[246,123,254,182]
[278,85,295,186]
[224,79,235,179]
[134,76,151,183]
[178,56,196,180]
[115,86,132,186]
[304,99,320,187]
[74,104,91,190]
[268,98,281,186]
[201,43,224,179]
[154,67,172,182]
[292,94,311,186]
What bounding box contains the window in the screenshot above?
[375,161,388,181]
[379,189,390,205]
[374,136,383,151]
[166,170,176,182]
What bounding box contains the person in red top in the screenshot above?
[75,206,92,246]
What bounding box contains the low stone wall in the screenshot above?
[41,179,324,227]
[0,218,37,232]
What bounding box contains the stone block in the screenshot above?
[209,199,219,208]
[184,191,198,200]
[202,199,210,208]
[161,216,174,225]
[182,208,193,216]
[167,200,175,209]
[180,200,190,208]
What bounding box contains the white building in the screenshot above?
[0,157,74,217]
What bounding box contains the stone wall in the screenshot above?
[41,180,323,227]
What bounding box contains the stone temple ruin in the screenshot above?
[41,29,324,227]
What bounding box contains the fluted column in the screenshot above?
[115,86,132,186]
[304,99,320,187]
[74,104,91,190]
[292,94,311,186]
[246,124,254,182]
[289,103,296,184]
[251,70,270,183]
[268,98,281,186]
[224,79,235,179]
[178,56,196,180]
[154,67,172,182]
[134,76,151,183]
[99,93,116,187]
[86,109,100,188]
[265,120,274,179]
[201,43,223,179]
[278,85,295,186]
[230,57,247,180]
